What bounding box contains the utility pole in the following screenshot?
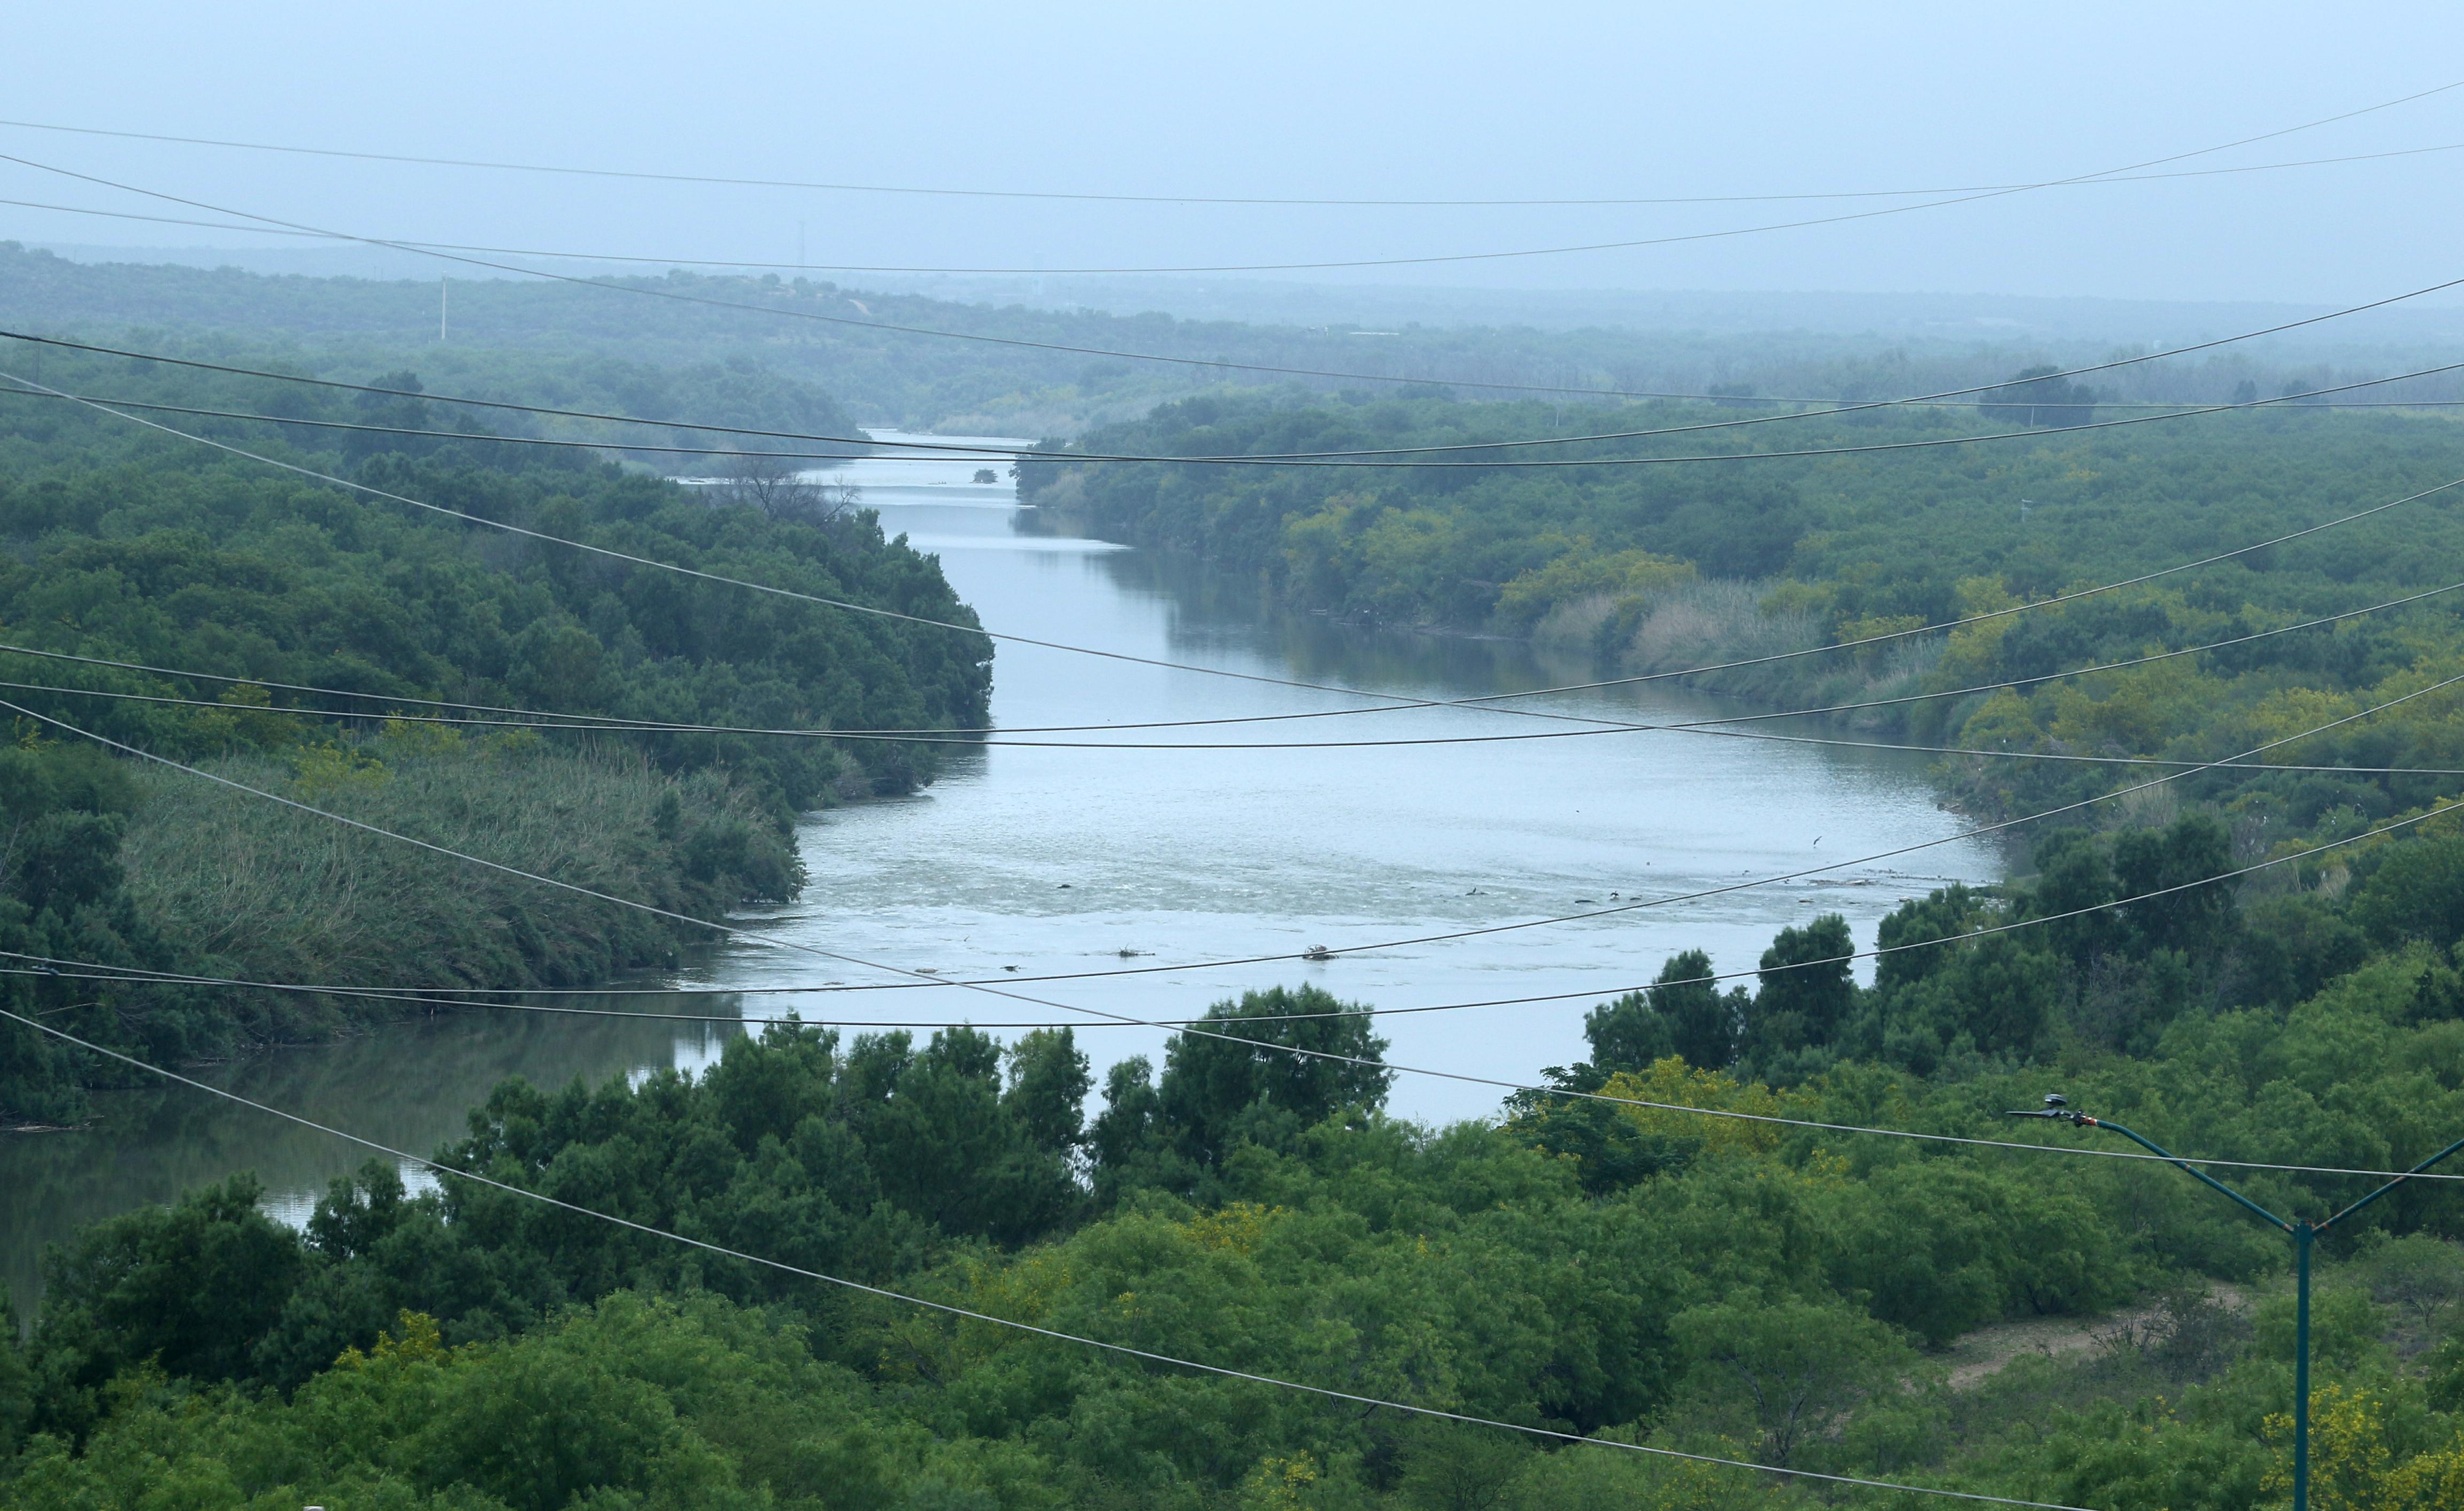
[2006,1094,2464,1511]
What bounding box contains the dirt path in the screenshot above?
[1942,1285,2251,1390]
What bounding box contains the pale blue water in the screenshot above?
[1,433,1998,1307]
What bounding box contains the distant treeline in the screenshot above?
[9,242,2454,435]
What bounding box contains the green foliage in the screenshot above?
[0,342,991,1117]
[1667,1293,1920,1467]
[26,1175,305,1440]
[0,1285,27,1460]
[22,284,2464,1505]
[1100,985,1393,1186]
[1028,392,2464,896]
[1744,914,1854,1075]
[8,954,2464,1506]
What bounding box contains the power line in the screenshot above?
[3,78,2451,207]
[11,568,2464,753]
[13,765,2464,1188]
[6,665,2455,1116]
[10,363,2464,738]
[15,954,2461,1190]
[10,150,2464,408]
[0,1008,2097,1511]
[21,652,2464,772]
[14,355,2464,473]
[8,136,2460,277]
[6,140,2460,274]
[23,329,2464,460]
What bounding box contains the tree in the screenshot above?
[2351,834,2464,947]
[1743,915,1855,1064]
[1981,365,2099,428]
[1669,1295,1919,1468]
[1154,986,1391,1165]
[1583,990,1673,1075]
[846,1027,1085,1243]
[27,1175,308,1438]
[1647,948,1740,1069]
[1393,1420,1531,1511]
[703,452,860,522]
[2366,1234,2464,1340]
[1004,1028,1092,1156]
[0,1284,28,1459]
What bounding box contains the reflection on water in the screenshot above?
[719,435,2005,1127]
[3,431,2003,1309]
[2,1000,740,1317]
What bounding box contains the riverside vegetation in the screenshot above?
[14,376,2464,1506]
[7,896,2464,1509]
[1022,389,2464,834]
[0,342,990,1122]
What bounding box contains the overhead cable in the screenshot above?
[11,568,2464,754]
[7,151,2464,406]
[2,77,2450,206]
[12,765,2464,1188]
[0,1008,2098,1511]
[24,650,2464,772]
[13,355,2464,472]
[11,138,2464,274]
[22,329,2464,449]
[9,362,2464,734]
[7,667,2458,1155]
[6,660,2441,1012]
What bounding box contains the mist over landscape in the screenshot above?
[8,7,2464,1510]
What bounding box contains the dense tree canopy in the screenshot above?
[0,343,990,1120]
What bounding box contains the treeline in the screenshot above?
[0,320,873,466]
[1023,389,2464,634]
[0,344,989,1120]
[12,243,2448,435]
[7,868,2464,1507]
[1025,390,2464,836]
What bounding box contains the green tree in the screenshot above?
[2352,834,2464,947]
[1647,949,1738,1070]
[1582,990,1674,1075]
[1668,1294,1919,1469]
[1394,1420,1533,1511]
[1153,985,1392,1166]
[0,1285,28,1459]
[1743,915,1855,1069]
[27,1174,307,1438]
[2112,812,2236,959]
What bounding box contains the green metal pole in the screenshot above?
[2293,1222,2312,1511]
[2007,1106,2464,1511]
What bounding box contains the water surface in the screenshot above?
[1,433,1999,1307]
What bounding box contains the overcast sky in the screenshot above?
[6,1,2464,306]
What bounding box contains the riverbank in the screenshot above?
[3,735,808,1125]
[0,354,991,1125]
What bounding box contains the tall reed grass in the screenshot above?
[123,742,801,997]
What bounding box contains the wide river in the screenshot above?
[1,435,2001,1308]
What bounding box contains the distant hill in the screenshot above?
[12,241,2464,432]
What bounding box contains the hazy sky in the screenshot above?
[7,1,2464,305]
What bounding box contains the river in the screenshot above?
[0,434,2001,1309]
